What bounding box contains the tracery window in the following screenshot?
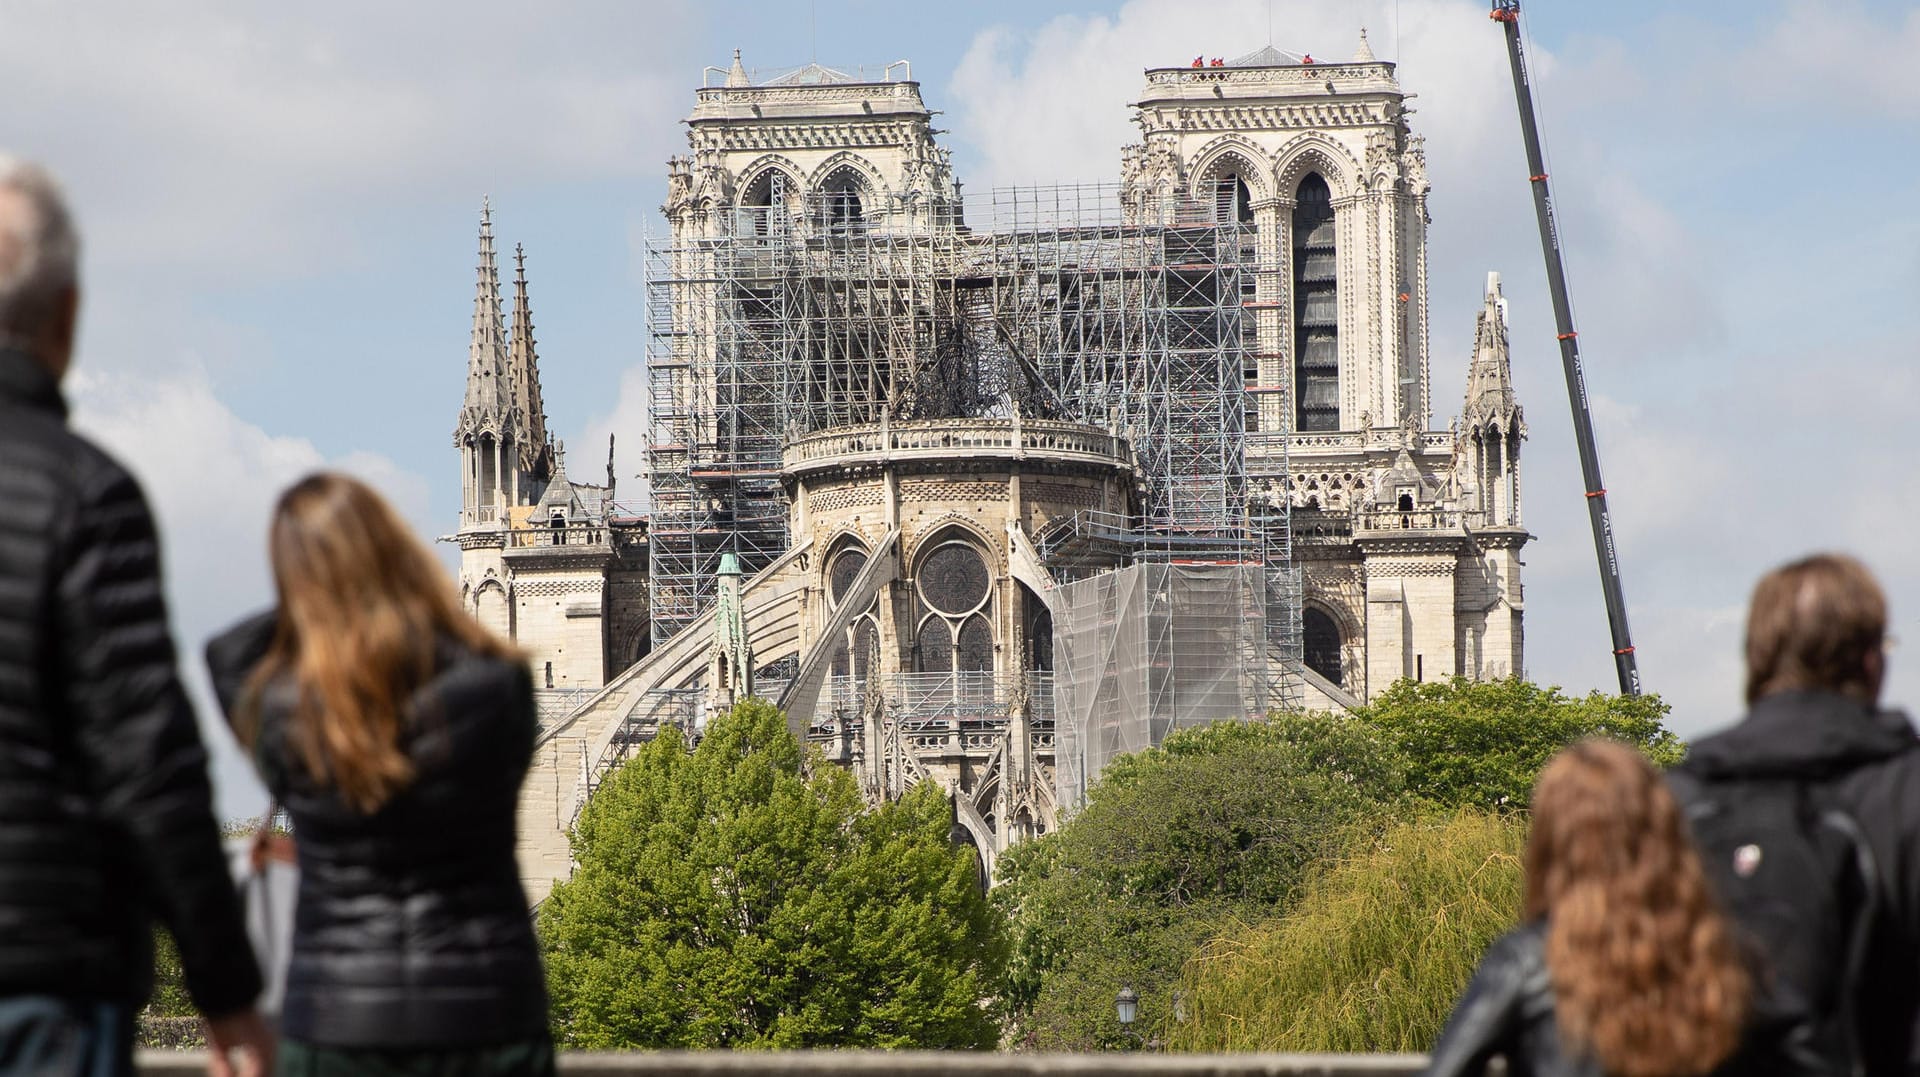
[826,540,879,688]
[915,537,993,674]
[1293,172,1339,432]
[829,616,880,681]
[1022,584,1053,672]
[827,543,868,607]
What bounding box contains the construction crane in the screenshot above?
[1490,0,1642,696]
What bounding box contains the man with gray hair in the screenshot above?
[0,158,272,1074]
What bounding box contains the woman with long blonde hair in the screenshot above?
[1426,739,1751,1077]
[207,473,552,1076]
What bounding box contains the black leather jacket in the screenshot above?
[1426,923,1601,1077]
[0,348,259,1015]
[207,612,549,1048]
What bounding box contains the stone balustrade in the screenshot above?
[783,419,1132,475]
[1284,431,1453,453]
[506,524,610,550]
[1144,63,1395,88]
[1353,508,1470,533]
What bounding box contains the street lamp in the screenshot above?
[1116,984,1139,1029]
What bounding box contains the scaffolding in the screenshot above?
[1053,562,1267,807]
[643,182,1300,716]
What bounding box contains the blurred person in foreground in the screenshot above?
[0,156,271,1075]
[206,473,553,1076]
[1672,553,1920,1075]
[1425,739,1752,1077]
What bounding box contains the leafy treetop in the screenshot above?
[539,698,1004,1050]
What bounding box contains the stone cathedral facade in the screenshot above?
[455,41,1530,900]
[1116,37,1527,704]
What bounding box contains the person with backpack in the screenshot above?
[1426,739,1752,1077]
[1672,553,1920,1077]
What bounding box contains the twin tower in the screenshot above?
[456,41,1528,898]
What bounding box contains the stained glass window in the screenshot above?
[919,542,989,616]
[918,616,953,673]
[829,545,868,606]
[957,615,992,672]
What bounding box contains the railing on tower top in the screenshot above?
[782,419,1130,472]
[506,524,609,549]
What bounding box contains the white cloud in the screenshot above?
[1732,0,1920,118]
[0,1,699,280]
[68,363,431,819]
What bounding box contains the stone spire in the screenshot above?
[1463,272,1519,424]
[1353,28,1377,63]
[1459,271,1525,527]
[508,243,552,474]
[725,48,750,87]
[460,199,510,424]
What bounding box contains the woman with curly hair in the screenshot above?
[207,473,554,1076]
[1426,739,1751,1077]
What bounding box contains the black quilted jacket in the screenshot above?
[0,347,260,1015]
[205,612,549,1048]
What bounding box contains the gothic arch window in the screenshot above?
[1211,165,1260,426]
[477,433,498,505]
[1212,171,1253,225]
[1293,171,1339,432]
[829,615,880,681]
[817,169,869,236]
[826,540,870,608]
[474,581,510,640]
[740,169,794,235]
[1020,582,1053,672]
[1303,606,1343,686]
[914,535,993,674]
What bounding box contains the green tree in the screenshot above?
[1173,810,1526,1051]
[1354,677,1681,811]
[539,698,1004,1049]
[996,712,1407,1049]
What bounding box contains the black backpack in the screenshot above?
[1671,770,1878,1077]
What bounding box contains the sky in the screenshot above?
[4,0,1917,817]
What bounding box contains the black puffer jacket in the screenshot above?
[1680,691,1920,1076]
[0,347,259,1015]
[206,612,549,1048]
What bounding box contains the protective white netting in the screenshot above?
[1052,562,1267,810]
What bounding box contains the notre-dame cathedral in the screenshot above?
[452,38,1527,900]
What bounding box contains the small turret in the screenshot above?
[707,553,754,716]
[1353,28,1377,63]
[1458,272,1525,527]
